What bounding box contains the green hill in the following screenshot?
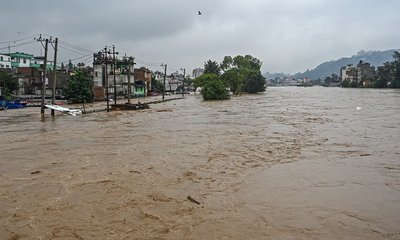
[265,49,398,80]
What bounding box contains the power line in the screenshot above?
[0,40,36,50]
[81,55,94,65]
[58,40,94,54]
[0,34,38,44]
[59,53,93,64]
[58,43,89,56]
[136,59,164,68]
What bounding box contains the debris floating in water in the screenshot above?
[187,195,201,204]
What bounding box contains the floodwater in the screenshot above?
[0,87,399,239]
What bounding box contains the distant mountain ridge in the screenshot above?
[265,49,398,80]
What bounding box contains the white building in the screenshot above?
[93,61,134,94]
[0,54,11,69]
[192,68,204,78]
[30,56,54,70]
[9,52,33,68]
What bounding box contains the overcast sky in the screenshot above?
[1,0,399,74]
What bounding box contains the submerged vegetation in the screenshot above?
[195,55,266,100]
[63,70,94,103]
[0,72,19,100]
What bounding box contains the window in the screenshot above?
[23,58,26,64]
[0,56,3,61]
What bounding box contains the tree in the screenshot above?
[233,55,262,71]
[201,78,229,100]
[374,62,391,88]
[151,75,164,92]
[220,56,233,72]
[204,60,221,75]
[390,51,400,88]
[0,72,19,100]
[220,54,265,95]
[341,79,350,88]
[220,68,245,95]
[193,73,219,89]
[63,70,94,103]
[243,70,266,93]
[371,51,400,88]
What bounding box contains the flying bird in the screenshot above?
[198,11,202,15]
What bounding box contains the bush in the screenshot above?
[201,79,229,100]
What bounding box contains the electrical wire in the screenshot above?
[58,40,94,54]
[136,59,163,68]
[0,40,36,50]
[0,34,38,44]
[82,55,95,65]
[59,53,93,64]
[58,43,89,56]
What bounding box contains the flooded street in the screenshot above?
[1,87,400,239]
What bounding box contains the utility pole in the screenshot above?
[181,68,185,98]
[111,45,119,106]
[103,46,109,112]
[161,63,167,101]
[127,56,135,104]
[41,39,48,114]
[51,37,58,116]
[36,35,49,114]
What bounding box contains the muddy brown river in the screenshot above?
[1,87,399,239]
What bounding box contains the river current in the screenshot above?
[0,87,399,239]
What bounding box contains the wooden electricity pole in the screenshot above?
[181,68,185,98]
[111,45,119,106]
[41,39,49,114]
[127,56,135,104]
[161,63,167,101]
[51,37,58,116]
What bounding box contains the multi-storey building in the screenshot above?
[0,54,11,69]
[9,52,33,68]
[340,61,375,86]
[357,61,375,86]
[93,55,135,96]
[340,64,357,82]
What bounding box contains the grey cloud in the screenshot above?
[1,0,399,74]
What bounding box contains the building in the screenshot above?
[340,64,357,82]
[30,56,55,70]
[357,61,375,87]
[134,67,152,94]
[340,61,375,86]
[192,68,204,78]
[0,54,12,69]
[9,52,33,68]
[92,54,135,97]
[133,80,146,97]
[13,67,70,95]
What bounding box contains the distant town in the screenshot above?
[268,60,376,87]
[1,46,399,103]
[0,49,202,100]
[267,50,400,88]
